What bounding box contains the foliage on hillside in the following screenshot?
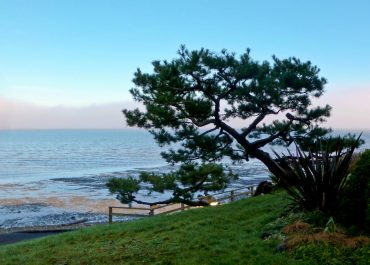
[339,149,370,232]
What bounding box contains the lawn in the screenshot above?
[0,192,368,265]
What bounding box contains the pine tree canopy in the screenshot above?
[106,46,357,206]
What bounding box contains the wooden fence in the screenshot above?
[108,184,257,224]
[211,185,256,203]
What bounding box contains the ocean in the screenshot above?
[0,129,165,184]
[0,129,369,228]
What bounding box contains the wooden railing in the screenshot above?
[108,203,191,223]
[212,185,256,202]
[108,184,257,224]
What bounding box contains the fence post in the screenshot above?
[181,203,185,211]
[230,190,235,202]
[149,206,154,216]
[108,207,113,224]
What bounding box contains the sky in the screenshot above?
[0,0,370,129]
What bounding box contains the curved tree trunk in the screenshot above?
[248,148,284,178]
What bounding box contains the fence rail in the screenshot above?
[108,184,257,224]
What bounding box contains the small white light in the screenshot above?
[209,201,219,206]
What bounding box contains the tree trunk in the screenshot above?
[249,148,284,178]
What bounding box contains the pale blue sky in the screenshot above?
[0,0,370,128]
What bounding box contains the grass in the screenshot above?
[0,192,368,265]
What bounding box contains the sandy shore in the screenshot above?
[0,175,140,229]
[0,165,267,230]
[0,196,123,214]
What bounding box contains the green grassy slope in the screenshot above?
[0,193,306,265]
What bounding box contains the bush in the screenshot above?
[339,149,370,231]
[291,242,370,265]
[274,139,359,214]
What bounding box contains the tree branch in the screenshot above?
[131,198,209,207]
[286,113,311,126]
[199,127,219,136]
[132,169,213,206]
[251,121,294,149]
[189,72,217,101]
[187,118,216,127]
[241,112,267,137]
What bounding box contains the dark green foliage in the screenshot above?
[114,46,336,205]
[291,243,370,265]
[274,138,359,213]
[299,133,364,152]
[107,163,237,206]
[304,209,330,227]
[106,177,140,203]
[124,46,331,168]
[339,149,370,231]
[269,173,283,187]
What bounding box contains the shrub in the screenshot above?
[274,138,359,214]
[339,149,370,231]
[291,239,370,265]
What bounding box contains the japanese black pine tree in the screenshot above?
[107,46,333,206]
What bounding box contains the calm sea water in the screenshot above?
[0,129,369,184]
[0,130,165,184]
[0,129,369,228]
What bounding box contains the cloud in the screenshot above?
[316,86,370,129]
[223,86,370,130]
[1,85,370,130]
[0,97,140,130]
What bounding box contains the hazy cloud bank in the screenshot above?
[0,97,138,130]
[1,86,370,130]
[317,87,370,130]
